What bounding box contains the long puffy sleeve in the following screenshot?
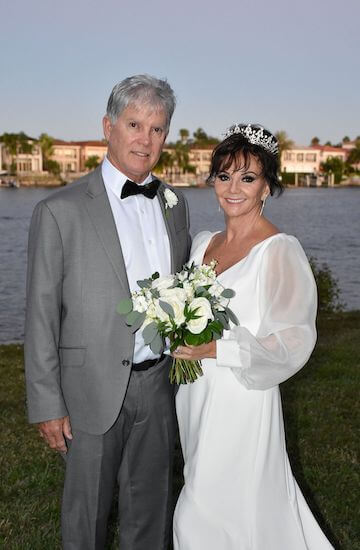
[216,236,317,390]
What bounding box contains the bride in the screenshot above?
[172,124,334,549]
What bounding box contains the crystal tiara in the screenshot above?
[223,123,279,155]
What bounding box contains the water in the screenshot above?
[0,186,359,343]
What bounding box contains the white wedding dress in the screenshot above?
[173,231,333,550]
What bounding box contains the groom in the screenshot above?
[24,74,191,549]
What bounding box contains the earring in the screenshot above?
[260,196,267,216]
[218,203,221,212]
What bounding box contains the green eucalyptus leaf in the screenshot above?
[137,279,151,288]
[142,322,158,345]
[159,300,175,318]
[225,307,239,325]
[150,332,163,354]
[130,311,146,333]
[116,299,133,315]
[221,288,236,299]
[126,310,140,325]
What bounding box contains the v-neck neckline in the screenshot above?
[199,231,284,277]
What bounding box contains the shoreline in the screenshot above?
[1,182,360,189]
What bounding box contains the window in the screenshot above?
[305,154,316,162]
[284,152,294,161]
[297,153,304,162]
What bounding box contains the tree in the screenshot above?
[46,159,61,176]
[179,129,190,144]
[39,133,54,159]
[0,132,33,174]
[153,151,174,174]
[39,133,55,173]
[85,155,100,171]
[311,136,320,146]
[347,145,360,167]
[192,127,219,147]
[324,141,332,146]
[275,131,294,171]
[320,157,344,183]
[342,136,350,143]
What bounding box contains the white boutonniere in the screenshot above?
[164,188,178,210]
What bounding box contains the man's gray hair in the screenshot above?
[106,74,176,132]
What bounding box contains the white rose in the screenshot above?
[151,275,175,292]
[187,297,214,334]
[164,188,178,209]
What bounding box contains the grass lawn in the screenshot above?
[1,311,359,549]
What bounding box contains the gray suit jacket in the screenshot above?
[24,166,191,434]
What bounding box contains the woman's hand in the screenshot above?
[172,340,217,361]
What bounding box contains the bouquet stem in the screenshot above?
[169,358,203,384]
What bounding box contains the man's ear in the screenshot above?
[103,116,112,142]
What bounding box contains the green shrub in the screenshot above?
[310,258,345,313]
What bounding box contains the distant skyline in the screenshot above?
[1,0,359,147]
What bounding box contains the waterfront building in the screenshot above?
[281,145,347,175]
[0,138,43,174]
[76,140,107,171]
[51,140,82,175]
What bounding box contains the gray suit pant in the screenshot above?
[61,359,176,550]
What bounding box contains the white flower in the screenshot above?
[151,275,175,292]
[164,188,178,209]
[208,282,223,298]
[160,287,187,302]
[132,294,148,313]
[187,297,214,334]
[182,280,195,301]
[177,271,188,283]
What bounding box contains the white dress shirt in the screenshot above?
[102,157,171,362]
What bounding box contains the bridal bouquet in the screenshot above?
[117,261,238,384]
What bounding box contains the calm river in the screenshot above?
[0,186,359,343]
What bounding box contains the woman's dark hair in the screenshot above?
[207,132,283,196]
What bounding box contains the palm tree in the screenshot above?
[179,129,189,144]
[1,133,19,174]
[347,146,360,166]
[85,155,100,171]
[154,151,174,175]
[0,132,33,174]
[275,131,294,171]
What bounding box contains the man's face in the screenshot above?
[103,103,168,183]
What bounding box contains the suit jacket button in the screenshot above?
[122,359,130,367]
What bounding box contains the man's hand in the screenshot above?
[38,416,73,453]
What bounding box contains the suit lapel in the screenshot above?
[84,167,131,295]
[157,182,176,272]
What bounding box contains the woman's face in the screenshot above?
[214,154,269,219]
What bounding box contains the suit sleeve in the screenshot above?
[216,237,317,390]
[24,201,68,423]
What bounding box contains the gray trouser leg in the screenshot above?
[61,358,176,550]
[117,362,176,550]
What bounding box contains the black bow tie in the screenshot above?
[121,178,160,200]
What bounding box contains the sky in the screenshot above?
[0,0,359,147]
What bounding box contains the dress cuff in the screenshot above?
[216,337,251,369]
